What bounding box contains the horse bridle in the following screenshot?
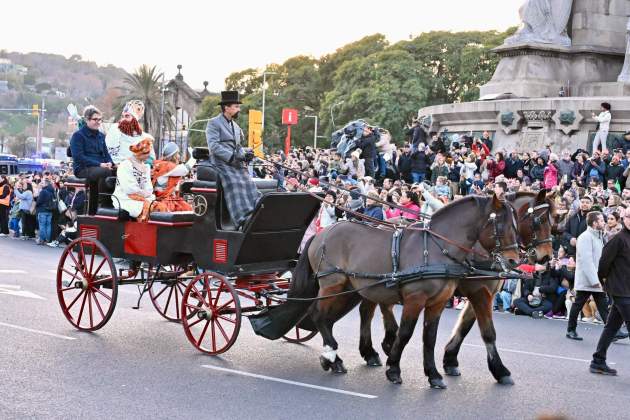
[519,203,553,257]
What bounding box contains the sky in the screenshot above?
[1,0,524,91]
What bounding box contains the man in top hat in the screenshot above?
[205,91,259,228]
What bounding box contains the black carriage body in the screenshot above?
[75,161,321,275]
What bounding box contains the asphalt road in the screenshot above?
[1,237,629,420]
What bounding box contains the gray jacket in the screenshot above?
[574,227,605,292]
[205,114,246,167]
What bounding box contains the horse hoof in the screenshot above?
[319,356,332,372]
[365,354,382,367]
[444,366,461,377]
[386,368,402,384]
[498,376,514,386]
[331,357,347,374]
[429,378,448,389]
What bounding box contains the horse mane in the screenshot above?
[431,195,488,221]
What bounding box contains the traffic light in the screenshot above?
[31,104,39,116]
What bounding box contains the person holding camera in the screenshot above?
[205,91,259,229]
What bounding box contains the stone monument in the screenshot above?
[418,0,630,153]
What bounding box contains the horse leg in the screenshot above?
[358,299,382,367]
[385,295,426,385]
[309,283,354,374]
[380,303,399,357]
[423,303,448,389]
[443,301,477,377]
[468,289,514,385]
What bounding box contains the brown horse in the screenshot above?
[286,195,520,388]
[441,190,556,378]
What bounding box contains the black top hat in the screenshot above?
[218,90,242,105]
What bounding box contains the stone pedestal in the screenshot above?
[480,44,624,99]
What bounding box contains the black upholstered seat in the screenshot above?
[196,164,219,182]
[148,211,194,223]
[96,207,132,221]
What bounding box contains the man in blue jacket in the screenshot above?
[69,106,113,214]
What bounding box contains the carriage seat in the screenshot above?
[253,179,278,193]
[148,211,194,224]
[96,207,132,221]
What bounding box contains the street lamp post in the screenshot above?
[330,100,344,131]
[304,115,318,148]
[158,74,168,156]
[261,71,277,133]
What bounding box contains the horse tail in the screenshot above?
[288,235,319,300]
[248,236,319,340]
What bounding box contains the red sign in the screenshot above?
[281,108,298,125]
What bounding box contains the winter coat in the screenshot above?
[574,227,605,292]
[363,205,384,221]
[410,150,430,173]
[584,159,605,182]
[486,159,505,182]
[543,163,558,189]
[35,185,55,213]
[530,164,545,182]
[605,162,624,186]
[504,157,523,179]
[563,211,588,255]
[70,125,113,175]
[556,158,574,181]
[14,189,33,212]
[598,226,630,297]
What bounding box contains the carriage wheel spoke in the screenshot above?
[88,290,94,328]
[92,286,112,301]
[92,257,107,278]
[92,291,105,319]
[76,291,88,326]
[186,317,205,328]
[174,284,180,317]
[196,320,210,347]
[215,318,230,343]
[61,268,81,283]
[88,246,96,276]
[164,286,174,314]
[152,284,170,300]
[211,320,217,352]
[190,284,206,303]
[217,315,235,324]
[68,252,86,278]
[296,328,301,340]
[213,281,223,307]
[66,289,85,311]
[216,299,234,313]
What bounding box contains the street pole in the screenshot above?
[304,115,318,148]
[158,74,166,156]
[261,71,277,133]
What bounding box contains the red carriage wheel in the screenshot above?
[56,238,118,331]
[282,326,318,344]
[148,264,196,322]
[181,272,241,355]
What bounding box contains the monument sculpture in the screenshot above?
[417,0,630,153]
[505,0,573,47]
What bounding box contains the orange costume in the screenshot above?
[151,160,193,212]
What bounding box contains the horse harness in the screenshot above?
[520,203,553,257]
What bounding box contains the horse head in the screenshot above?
[515,190,555,264]
[476,195,521,268]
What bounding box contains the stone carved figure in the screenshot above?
[505,0,573,47]
[618,18,630,83]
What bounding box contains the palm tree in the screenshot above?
[116,65,171,137]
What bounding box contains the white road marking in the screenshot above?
[463,343,615,364]
[0,285,46,300]
[0,269,27,274]
[0,321,77,340]
[202,365,378,399]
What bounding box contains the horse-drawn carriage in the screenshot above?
[56,148,321,354]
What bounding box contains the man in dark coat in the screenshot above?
[408,120,427,152]
[69,106,113,214]
[504,152,524,179]
[562,196,592,255]
[356,126,379,178]
[590,208,630,375]
[205,91,259,229]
